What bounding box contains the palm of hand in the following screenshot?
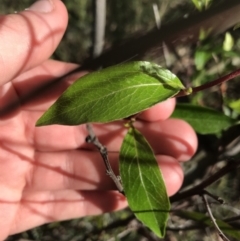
[0,61,197,239]
[0,61,130,237]
[0,1,197,239]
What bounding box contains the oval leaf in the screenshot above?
[171,103,236,134]
[36,61,185,126]
[119,127,170,238]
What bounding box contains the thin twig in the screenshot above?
[203,190,225,204]
[201,194,230,241]
[106,227,136,241]
[170,159,240,203]
[152,3,161,29]
[152,3,172,68]
[92,0,106,58]
[85,124,124,193]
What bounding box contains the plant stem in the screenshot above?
[202,190,224,204]
[175,68,240,97]
[170,159,240,202]
[201,194,230,241]
[86,124,124,193]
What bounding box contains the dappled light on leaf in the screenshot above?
[36,61,185,126]
[120,127,170,238]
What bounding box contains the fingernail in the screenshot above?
[26,0,54,13]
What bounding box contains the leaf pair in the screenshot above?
[36,61,182,237]
[36,61,236,238]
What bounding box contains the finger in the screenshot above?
[138,98,176,121]
[136,118,197,161]
[26,150,183,196]
[9,190,127,235]
[157,155,183,196]
[12,60,83,111]
[1,60,80,118]
[29,109,197,160]
[0,0,68,86]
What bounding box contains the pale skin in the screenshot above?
[0,0,198,240]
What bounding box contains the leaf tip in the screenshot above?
[35,113,51,127]
[35,118,45,127]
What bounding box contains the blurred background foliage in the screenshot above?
[2,0,240,240]
[1,0,197,63]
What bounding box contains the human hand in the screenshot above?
[0,0,197,239]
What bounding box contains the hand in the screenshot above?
[0,0,197,239]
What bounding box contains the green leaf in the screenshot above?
[228,99,240,113]
[233,22,240,30]
[119,127,170,238]
[199,27,212,41]
[194,49,212,70]
[223,32,234,51]
[176,210,240,240]
[171,103,236,134]
[191,0,212,11]
[191,0,203,11]
[36,61,185,126]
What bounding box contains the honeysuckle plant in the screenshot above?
[36,61,239,238]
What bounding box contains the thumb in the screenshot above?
[0,0,68,86]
